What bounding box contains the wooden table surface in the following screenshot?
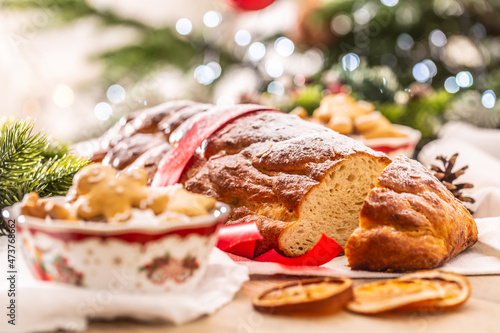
[86,274,500,333]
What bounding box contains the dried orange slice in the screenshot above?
[397,270,471,312]
[346,278,445,314]
[253,277,353,315]
[347,270,471,314]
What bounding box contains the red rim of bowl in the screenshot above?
[359,124,421,148]
[8,200,230,244]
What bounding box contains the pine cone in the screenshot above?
[430,153,475,212]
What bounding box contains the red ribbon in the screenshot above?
[217,222,262,259]
[216,222,342,266]
[152,104,279,187]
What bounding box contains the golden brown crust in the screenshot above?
[183,111,387,207]
[92,101,205,169]
[129,100,195,135]
[102,134,166,170]
[126,143,173,184]
[345,155,478,272]
[159,103,211,138]
[94,100,193,154]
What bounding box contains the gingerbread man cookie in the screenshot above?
[71,164,169,222]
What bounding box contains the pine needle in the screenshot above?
[0,119,90,235]
[0,119,47,182]
[32,154,90,197]
[42,139,71,161]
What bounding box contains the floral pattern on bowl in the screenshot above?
[139,252,200,285]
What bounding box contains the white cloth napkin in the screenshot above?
[438,121,500,160]
[0,247,249,333]
[418,121,500,217]
[231,218,500,278]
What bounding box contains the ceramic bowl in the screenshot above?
[5,198,229,293]
[360,125,421,158]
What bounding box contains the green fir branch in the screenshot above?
[33,154,90,197]
[0,182,36,211]
[41,139,71,161]
[0,119,47,183]
[0,119,90,220]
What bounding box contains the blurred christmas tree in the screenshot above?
[296,0,500,86]
[1,0,239,89]
[2,0,499,146]
[285,0,500,148]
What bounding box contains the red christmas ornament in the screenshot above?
[228,0,275,11]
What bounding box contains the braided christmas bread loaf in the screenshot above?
[92,101,390,257]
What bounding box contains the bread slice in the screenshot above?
[279,154,387,257]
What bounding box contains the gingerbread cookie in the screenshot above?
[21,164,218,223]
[71,164,169,222]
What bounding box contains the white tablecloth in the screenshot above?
[0,247,248,333]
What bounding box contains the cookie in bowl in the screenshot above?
[7,163,230,292]
[292,93,421,158]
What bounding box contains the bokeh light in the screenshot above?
[53,84,74,108]
[481,90,496,109]
[330,14,352,36]
[394,91,410,104]
[194,65,215,85]
[471,23,486,39]
[207,61,222,79]
[274,37,295,57]
[107,84,126,104]
[429,29,447,47]
[381,0,399,7]
[412,63,430,82]
[203,11,222,28]
[353,7,370,25]
[331,15,352,36]
[265,59,284,78]
[176,18,192,35]
[248,42,266,61]
[22,98,40,117]
[396,6,420,26]
[294,75,306,86]
[422,59,437,77]
[444,76,460,93]
[94,102,112,121]
[434,0,464,17]
[267,81,285,95]
[456,71,473,88]
[342,53,360,71]
[234,30,251,46]
[397,33,414,51]
[217,95,235,106]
